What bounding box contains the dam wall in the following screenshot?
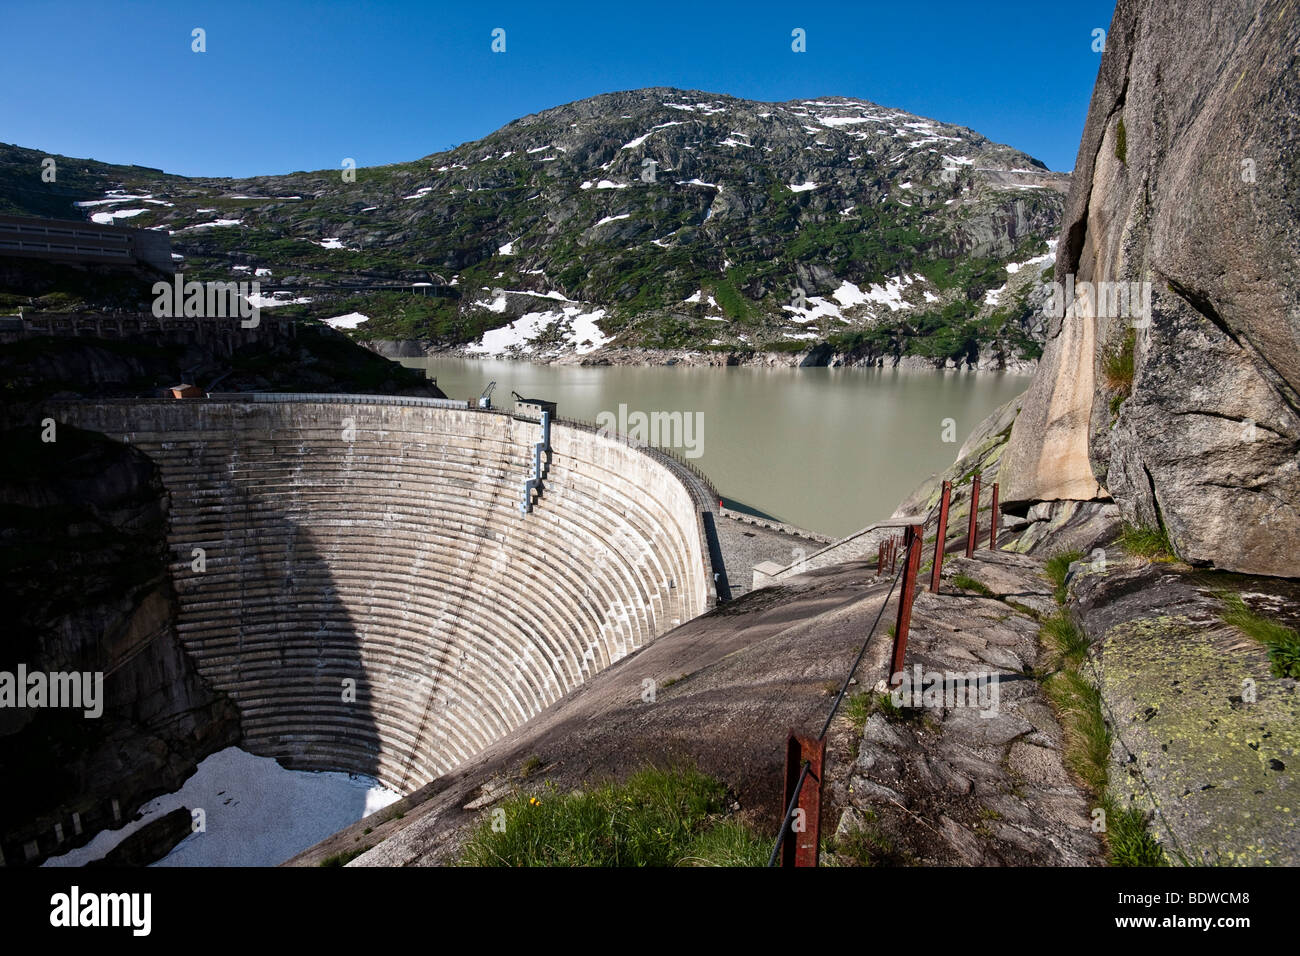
[50,399,715,792]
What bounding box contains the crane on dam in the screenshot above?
[477,381,497,409]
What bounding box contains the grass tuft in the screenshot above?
[1036,609,1118,843]
[843,690,905,732]
[1219,593,1300,679]
[456,765,766,867]
[1044,549,1084,604]
[1036,547,1170,865]
[319,847,369,867]
[843,691,874,730]
[1042,667,1110,794]
[519,754,543,777]
[1104,798,1168,866]
[1103,328,1136,416]
[1118,522,1175,561]
[677,820,771,867]
[951,573,994,596]
[1040,610,1091,671]
[824,809,907,866]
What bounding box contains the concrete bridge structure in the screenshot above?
[49,397,717,792]
[0,312,296,355]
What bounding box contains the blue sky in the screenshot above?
[1,0,1117,178]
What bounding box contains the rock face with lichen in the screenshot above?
[1071,563,1300,865]
[1000,0,1300,578]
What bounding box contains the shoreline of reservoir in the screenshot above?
[363,339,1041,374]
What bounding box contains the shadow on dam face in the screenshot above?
[208,502,381,791]
[36,399,713,809]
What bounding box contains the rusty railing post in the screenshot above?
[930,480,951,593]
[878,540,885,576]
[780,732,825,867]
[965,472,981,558]
[888,523,924,687]
[989,481,1000,551]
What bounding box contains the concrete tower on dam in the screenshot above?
[50,397,718,792]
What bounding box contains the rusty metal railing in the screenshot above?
[928,473,1000,594]
[768,497,938,867]
[774,470,1011,866]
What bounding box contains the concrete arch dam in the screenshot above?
[53,399,717,792]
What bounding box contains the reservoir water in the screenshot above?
[399,357,1030,539]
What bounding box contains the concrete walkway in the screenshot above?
[712,512,827,599]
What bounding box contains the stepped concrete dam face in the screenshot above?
[51,399,715,793]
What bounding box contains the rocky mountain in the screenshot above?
[1000,0,1300,577]
[1,88,1068,367]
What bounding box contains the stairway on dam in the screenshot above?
[51,399,715,793]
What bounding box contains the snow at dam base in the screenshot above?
[42,747,400,867]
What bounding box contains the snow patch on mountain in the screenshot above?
[861,274,920,310]
[466,303,609,356]
[819,116,874,127]
[246,291,312,308]
[1004,239,1058,274]
[782,295,844,324]
[177,219,243,232]
[684,289,721,310]
[75,192,153,208]
[90,208,147,224]
[323,312,370,329]
[622,121,684,149]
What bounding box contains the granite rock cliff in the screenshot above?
[1001,0,1300,577]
